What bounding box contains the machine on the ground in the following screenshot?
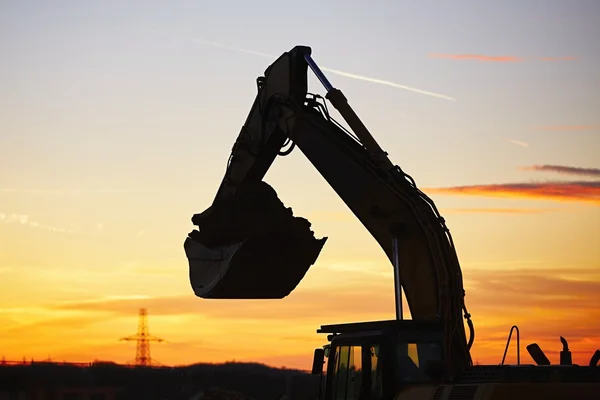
[183,46,600,399]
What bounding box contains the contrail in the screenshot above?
[189,38,275,59]
[507,138,529,147]
[318,66,456,101]
[160,33,456,101]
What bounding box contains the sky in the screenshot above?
[0,0,599,370]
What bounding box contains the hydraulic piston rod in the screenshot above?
[303,53,393,170]
[304,53,334,93]
[393,237,403,320]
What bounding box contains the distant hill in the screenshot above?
[0,361,321,400]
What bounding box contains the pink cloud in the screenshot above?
[429,53,523,62]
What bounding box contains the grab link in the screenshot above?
[501,325,521,365]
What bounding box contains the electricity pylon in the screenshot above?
[119,308,165,366]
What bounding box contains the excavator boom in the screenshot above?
[184,46,473,377]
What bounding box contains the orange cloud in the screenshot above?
[538,56,579,61]
[533,125,596,131]
[429,53,523,62]
[48,285,394,322]
[520,165,600,178]
[425,181,600,205]
[465,269,600,314]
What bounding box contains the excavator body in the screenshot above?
[311,319,600,400]
[184,45,599,398]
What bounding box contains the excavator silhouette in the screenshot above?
[184,46,599,399]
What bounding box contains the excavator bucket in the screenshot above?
[185,181,327,299]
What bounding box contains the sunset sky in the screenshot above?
[1,1,599,370]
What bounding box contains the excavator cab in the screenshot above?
[313,320,447,400]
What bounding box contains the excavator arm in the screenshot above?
[184,46,474,376]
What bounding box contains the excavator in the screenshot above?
[183,46,600,399]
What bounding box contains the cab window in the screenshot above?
[329,344,383,400]
[369,345,383,398]
[394,341,442,383]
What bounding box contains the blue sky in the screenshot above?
[2,1,598,191]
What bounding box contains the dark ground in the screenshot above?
[0,361,322,400]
